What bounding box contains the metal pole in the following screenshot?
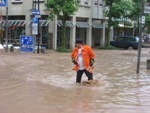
[97,0,99,18]
[136,0,144,73]
[35,0,37,9]
[32,0,34,9]
[5,5,8,52]
[37,0,40,53]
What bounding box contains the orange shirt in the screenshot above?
[71,45,95,71]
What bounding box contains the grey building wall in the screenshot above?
[0,0,108,49]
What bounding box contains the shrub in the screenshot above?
[56,47,72,53]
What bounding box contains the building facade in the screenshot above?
[0,0,111,50]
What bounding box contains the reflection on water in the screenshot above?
[0,49,150,113]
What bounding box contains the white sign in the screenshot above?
[34,15,41,18]
[142,16,145,24]
[32,17,38,35]
[32,23,38,35]
[144,6,150,14]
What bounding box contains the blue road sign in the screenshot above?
[32,17,38,23]
[0,0,7,6]
[32,8,40,15]
[20,36,35,53]
[32,8,41,18]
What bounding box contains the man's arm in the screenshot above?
[89,47,95,66]
[71,48,78,65]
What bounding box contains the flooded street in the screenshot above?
[0,49,150,113]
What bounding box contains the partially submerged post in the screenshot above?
[147,59,150,70]
[136,0,144,74]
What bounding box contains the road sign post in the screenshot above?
[32,7,40,54]
[5,6,8,52]
[37,0,40,54]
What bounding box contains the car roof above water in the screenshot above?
[118,36,139,42]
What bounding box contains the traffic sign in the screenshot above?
[142,16,145,24]
[32,17,38,23]
[34,15,41,18]
[0,0,7,6]
[32,8,41,18]
[32,17,38,35]
[32,8,40,15]
[20,36,35,53]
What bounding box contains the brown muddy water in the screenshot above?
[0,49,150,113]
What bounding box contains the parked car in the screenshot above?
[110,36,139,49]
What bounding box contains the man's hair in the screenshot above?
[75,39,83,44]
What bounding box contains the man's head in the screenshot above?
[75,39,84,48]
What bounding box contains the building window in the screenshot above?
[79,0,90,6]
[84,0,90,6]
[79,0,83,6]
[33,0,45,3]
[12,0,23,4]
[84,0,88,5]
[94,0,102,6]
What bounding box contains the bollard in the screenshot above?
[10,46,14,52]
[40,46,46,54]
[7,44,14,52]
[147,59,150,70]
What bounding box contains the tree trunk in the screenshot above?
[117,28,120,38]
[61,19,66,48]
[106,5,112,47]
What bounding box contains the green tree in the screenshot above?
[128,0,140,30]
[129,0,148,35]
[129,0,140,19]
[144,15,150,33]
[104,0,132,47]
[46,0,79,49]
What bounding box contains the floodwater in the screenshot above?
[0,49,150,113]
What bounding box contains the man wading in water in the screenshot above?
[71,39,95,83]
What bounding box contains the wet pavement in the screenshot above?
[0,49,150,113]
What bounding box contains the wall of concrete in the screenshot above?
[0,0,107,49]
[0,0,47,16]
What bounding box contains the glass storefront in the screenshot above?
[0,16,25,45]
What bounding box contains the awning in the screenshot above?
[28,20,49,26]
[92,23,104,28]
[0,20,26,27]
[76,22,90,28]
[57,20,74,27]
[40,20,49,26]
